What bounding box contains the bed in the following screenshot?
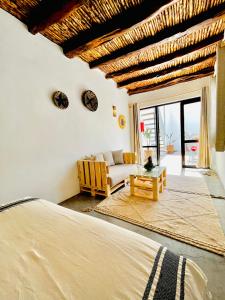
[0,198,211,300]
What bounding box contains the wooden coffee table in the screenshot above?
[130,166,166,201]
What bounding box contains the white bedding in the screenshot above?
[0,199,211,299]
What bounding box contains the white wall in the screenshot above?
[0,10,131,204]
[129,77,211,107]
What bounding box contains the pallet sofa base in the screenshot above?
[77,152,136,198]
[80,180,126,197]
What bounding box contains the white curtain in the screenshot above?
[215,43,225,152]
[132,103,142,164]
[198,87,210,168]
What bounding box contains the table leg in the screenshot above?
[130,175,135,196]
[152,177,159,200]
[163,169,167,187]
[159,174,164,193]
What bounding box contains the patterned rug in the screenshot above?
[167,174,210,195]
[95,175,225,255]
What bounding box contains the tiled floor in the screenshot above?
[61,170,225,300]
[160,152,182,175]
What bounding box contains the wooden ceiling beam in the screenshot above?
[106,33,223,78]
[62,0,174,58]
[117,52,216,88]
[128,66,214,95]
[90,2,225,69]
[28,0,85,34]
[128,71,213,95]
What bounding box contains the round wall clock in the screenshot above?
[118,114,126,129]
[82,90,98,112]
[52,91,69,109]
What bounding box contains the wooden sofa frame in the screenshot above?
[77,152,136,197]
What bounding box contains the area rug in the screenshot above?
[167,174,225,199]
[94,177,225,255]
[166,174,210,195]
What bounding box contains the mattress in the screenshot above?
[0,199,211,299]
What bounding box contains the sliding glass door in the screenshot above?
[140,97,201,169]
[158,102,181,172]
[181,98,201,168]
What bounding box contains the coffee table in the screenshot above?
[130,166,166,201]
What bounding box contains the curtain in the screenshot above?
[132,103,142,164]
[215,43,225,152]
[198,87,210,168]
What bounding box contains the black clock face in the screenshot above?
[82,90,98,112]
[52,91,69,109]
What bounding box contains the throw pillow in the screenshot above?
[95,152,104,161]
[112,150,124,164]
[83,155,96,161]
[103,151,115,166]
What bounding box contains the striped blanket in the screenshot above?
[143,246,186,300]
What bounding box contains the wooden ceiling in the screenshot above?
[1,0,224,95]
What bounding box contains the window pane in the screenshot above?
[158,103,181,155]
[184,102,201,140]
[140,108,157,147]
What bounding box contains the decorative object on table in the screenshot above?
[82,90,98,112]
[166,132,176,154]
[118,114,126,129]
[52,91,69,109]
[112,105,117,117]
[143,128,153,159]
[144,156,154,171]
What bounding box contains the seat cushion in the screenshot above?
[108,164,137,187]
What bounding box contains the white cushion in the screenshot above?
[103,151,115,166]
[108,164,137,187]
[83,155,95,160]
[95,153,104,161]
[112,150,124,164]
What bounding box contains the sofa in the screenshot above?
[77,151,137,197]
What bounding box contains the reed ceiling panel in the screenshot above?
[1,0,224,94]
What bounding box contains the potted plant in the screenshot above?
[143,128,153,160]
[166,132,176,154]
